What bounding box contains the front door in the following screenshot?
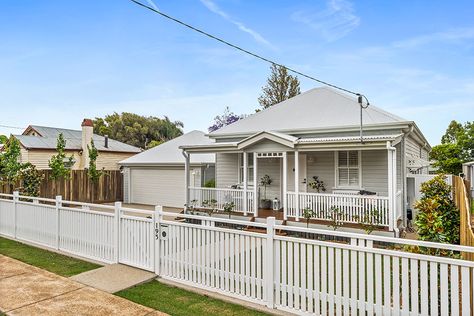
[287,154,307,192]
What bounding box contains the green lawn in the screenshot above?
[0,236,101,277]
[116,280,271,316]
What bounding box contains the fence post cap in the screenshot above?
[13,191,19,197]
[55,195,62,202]
[155,205,163,212]
[266,216,276,226]
[114,201,122,207]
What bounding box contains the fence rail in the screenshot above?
[1,193,474,315]
[287,191,390,227]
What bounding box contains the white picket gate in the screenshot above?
[118,207,155,271]
[1,192,474,315]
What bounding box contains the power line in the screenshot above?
[0,124,24,130]
[129,0,368,101]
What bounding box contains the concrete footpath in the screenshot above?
[71,264,156,293]
[0,255,166,316]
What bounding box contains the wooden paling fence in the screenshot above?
[0,170,123,203]
[454,176,474,261]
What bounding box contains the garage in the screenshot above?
[119,131,215,208]
[129,168,185,206]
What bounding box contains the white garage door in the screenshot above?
[130,168,185,207]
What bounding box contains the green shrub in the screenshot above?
[19,163,43,197]
[414,174,459,244]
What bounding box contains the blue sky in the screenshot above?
[1,0,473,145]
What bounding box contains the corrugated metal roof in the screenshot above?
[297,134,402,143]
[210,87,409,136]
[16,126,140,153]
[119,130,215,165]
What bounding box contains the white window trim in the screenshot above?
[334,150,362,189]
[238,153,254,185]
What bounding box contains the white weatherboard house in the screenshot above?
[180,87,431,235]
[119,131,215,208]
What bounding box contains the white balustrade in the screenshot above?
[287,191,390,227]
[188,187,255,214]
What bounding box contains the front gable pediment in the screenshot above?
[237,131,297,150]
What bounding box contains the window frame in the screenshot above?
[335,150,362,189]
[238,153,254,186]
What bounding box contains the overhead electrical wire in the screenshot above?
[129,0,370,104]
[0,124,24,130]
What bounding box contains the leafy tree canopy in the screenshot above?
[0,136,23,184]
[0,135,8,144]
[87,140,103,184]
[414,175,459,245]
[257,64,301,110]
[430,120,473,174]
[48,133,74,180]
[93,112,183,149]
[208,107,244,133]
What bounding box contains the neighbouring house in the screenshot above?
[119,130,215,208]
[11,119,141,170]
[463,161,474,198]
[179,87,431,236]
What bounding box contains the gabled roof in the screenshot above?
[237,131,298,149]
[16,125,140,153]
[119,130,215,166]
[209,87,409,137]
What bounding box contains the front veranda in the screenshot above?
[182,140,402,232]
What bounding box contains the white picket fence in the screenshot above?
[1,192,474,315]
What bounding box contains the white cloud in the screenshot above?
[200,0,272,47]
[291,0,360,41]
[393,27,474,49]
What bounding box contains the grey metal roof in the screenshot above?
[210,87,409,137]
[119,130,215,166]
[16,126,140,153]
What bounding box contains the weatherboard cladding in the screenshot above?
[215,153,239,188]
[215,149,391,196]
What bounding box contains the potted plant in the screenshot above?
[308,176,326,193]
[259,174,272,209]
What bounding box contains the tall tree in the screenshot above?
[257,64,301,110]
[208,106,244,132]
[93,112,183,148]
[87,140,103,203]
[0,137,23,188]
[49,133,74,180]
[430,120,474,175]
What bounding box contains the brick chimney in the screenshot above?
[81,119,94,168]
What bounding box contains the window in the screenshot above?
[336,151,360,187]
[238,153,254,185]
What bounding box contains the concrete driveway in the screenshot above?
[0,255,165,316]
